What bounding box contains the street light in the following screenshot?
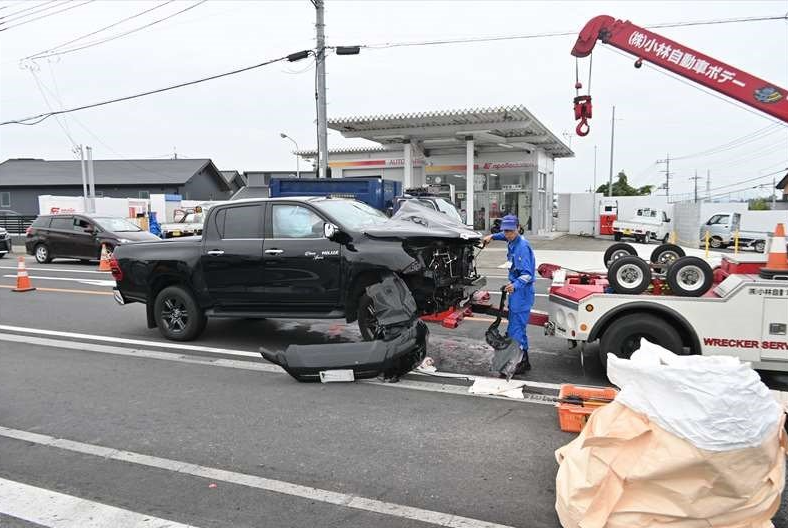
[280,133,300,178]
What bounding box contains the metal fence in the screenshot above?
[0,215,37,234]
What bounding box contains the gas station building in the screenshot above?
[297,105,573,234]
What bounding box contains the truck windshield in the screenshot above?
[95,217,142,232]
[318,200,389,230]
[434,198,463,223]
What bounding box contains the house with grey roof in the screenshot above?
[0,158,230,215]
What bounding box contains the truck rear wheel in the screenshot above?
[154,285,207,341]
[650,243,685,266]
[598,313,684,371]
[666,256,713,297]
[754,240,766,253]
[603,243,637,268]
[607,256,651,295]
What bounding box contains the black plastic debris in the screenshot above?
[260,274,428,383]
[485,289,522,381]
[260,320,428,383]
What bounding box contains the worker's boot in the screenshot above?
[514,350,531,374]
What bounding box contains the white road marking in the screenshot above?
[0,331,561,401]
[2,274,115,287]
[0,426,518,528]
[0,477,199,528]
[0,266,109,274]
[0,324,263,358]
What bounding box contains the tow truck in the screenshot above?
[539,15,788,370]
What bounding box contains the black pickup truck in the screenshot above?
[112,197,486,341]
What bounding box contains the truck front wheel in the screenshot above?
[598,313,684,371]
[357,293,384,341]
[154,285,207,341]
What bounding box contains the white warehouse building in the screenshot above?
[298,105,573,234]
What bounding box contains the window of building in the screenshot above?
[221,205,262,239]
[272,205,324,239]
[0,192,9,208]
[139,191,150,199]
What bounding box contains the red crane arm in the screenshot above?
[570,15,788,135]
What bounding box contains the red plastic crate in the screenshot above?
[557,384,619,433]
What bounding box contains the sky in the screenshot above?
[1,0,787,200]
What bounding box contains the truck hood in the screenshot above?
[364,201,482,241]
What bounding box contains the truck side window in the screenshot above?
[709,215,729,225]
[221,205,262,239]
[272,205,324,239]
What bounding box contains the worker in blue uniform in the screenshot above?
[483,215,536,372]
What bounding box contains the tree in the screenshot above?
[595,171,654,196]
[749,197,771,211]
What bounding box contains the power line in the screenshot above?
[0,0,60,23]
[23,0,176,60]
[0,52,293,126]
[0,0,93,32]
[668,124,783,161]
[26,0,205,59]
[0,0,58,20]
[671,168,786,199]
[360,14,788,50]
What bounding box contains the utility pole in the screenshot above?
[690,169,701,203]
[706,169,711,201]
[592,144,597,194]
[657,153,671,202]
[86,146,96,213]
[79,145,88,212]
[774,176,778,208]
[315,0,328,179]
[607,106,615,197]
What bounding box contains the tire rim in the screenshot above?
[36,246,47,261]
[710,238,722,248]
[161,297,189,333]
[608,249,631,265]
[657,250,680,264]
[616,263,644,288]
[364,303,383,339]
[676,265,705,291]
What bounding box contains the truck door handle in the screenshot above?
[207,250,224,256]
[265,249,284,255]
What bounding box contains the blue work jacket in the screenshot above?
[492,233,536,312]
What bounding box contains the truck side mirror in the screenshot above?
[323,222,338,240]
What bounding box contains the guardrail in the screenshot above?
[0,215,36,234]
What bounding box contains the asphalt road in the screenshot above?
[0,252,786,527]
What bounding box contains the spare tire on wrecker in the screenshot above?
[666,256,714,297]
[603,243,638,269]
[607,256,651,295]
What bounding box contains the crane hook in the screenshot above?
[573,95,592,137]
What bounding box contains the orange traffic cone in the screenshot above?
[760,223,788,279]
[98,244,112,272]
[12,256,35,292]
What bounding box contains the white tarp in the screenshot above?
[607,339,782,451]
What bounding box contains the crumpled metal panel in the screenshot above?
[365,274,418,329]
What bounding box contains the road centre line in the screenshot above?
[0,425,516,528]
[0,477,199,528]
[0,285,114,296]
[0,266,110,274]
[0,331,561,398]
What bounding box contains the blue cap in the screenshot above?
[501,214,519,231]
